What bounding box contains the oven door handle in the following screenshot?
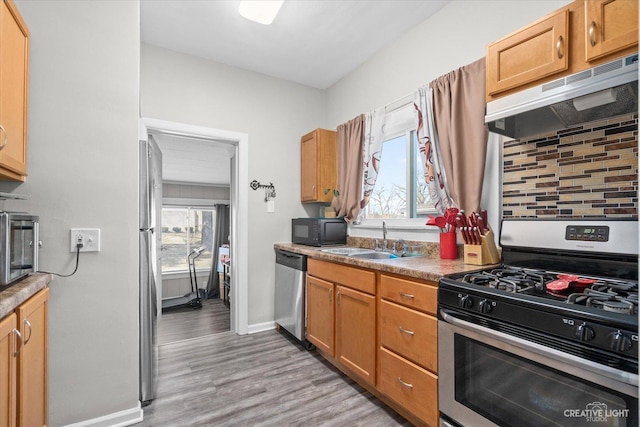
[440,309,639,388]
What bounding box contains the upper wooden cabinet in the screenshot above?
[486,8,569,97]
[486,0,638,101]
[301,129,337,203]
[0,0,29,181]
[585,0,639,61]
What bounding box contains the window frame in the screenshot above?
[353,103,438,231]
[160,204,216,275]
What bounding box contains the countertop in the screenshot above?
[0,273,52,319]
[274,243,493,283]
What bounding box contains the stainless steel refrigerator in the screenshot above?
[139,136,162,405]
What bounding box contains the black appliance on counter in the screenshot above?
[438,219,638,427]
[291,217,347,246]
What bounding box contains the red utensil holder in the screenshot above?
[440,232,457,259]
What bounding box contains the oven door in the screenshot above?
[439,309,638,427]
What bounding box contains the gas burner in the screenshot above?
[566,288,638,316]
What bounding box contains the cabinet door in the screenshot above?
[585,0,638,61]
[300,129,336,203]
[0,313,17,427]
[15,288,48,427]
[486,8,568,97]
[0,0,29,181]
[306,276,334,356]
[336,285,375,386]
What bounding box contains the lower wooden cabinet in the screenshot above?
[306,275,334,356]
[0,287,48,427]
[0,313,17,427]
[378,347,438,427]
[16,288,48,427]
[336,285,375,386]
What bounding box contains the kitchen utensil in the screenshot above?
[435,216,447,231]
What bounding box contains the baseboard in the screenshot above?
[61,403,143,427]
[247,320,276,334]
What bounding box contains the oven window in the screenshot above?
[454,335,637,427]
[10,221,34,273]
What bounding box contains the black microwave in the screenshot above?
[291,218,347,246]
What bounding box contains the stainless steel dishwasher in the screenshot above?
[274,249,313,349]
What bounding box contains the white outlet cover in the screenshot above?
[70,228,101,252]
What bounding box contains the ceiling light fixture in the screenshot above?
[238,0,284,25]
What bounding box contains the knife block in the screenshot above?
[463,229,501,265]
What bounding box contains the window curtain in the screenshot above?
[413,86,455,214]
[360,108,387,213]
[430,58,489,213]
[206,204,230,299]
[334,115,364,222]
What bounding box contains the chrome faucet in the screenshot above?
[382,221,388,251]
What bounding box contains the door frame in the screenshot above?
[140,117,249,335]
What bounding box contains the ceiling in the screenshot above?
[141,0,450,185]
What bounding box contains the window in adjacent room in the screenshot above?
[161,207,215,272]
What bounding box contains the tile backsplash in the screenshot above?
[502,113,638,219]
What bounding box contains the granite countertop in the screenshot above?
[0,273,52,319]
[274,243,494,283]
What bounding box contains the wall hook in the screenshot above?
[250,180,276,201]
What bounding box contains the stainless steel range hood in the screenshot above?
[485,54,638,139]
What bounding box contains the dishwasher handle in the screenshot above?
[275,250,307,271]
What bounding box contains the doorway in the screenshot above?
[141,117,249,336]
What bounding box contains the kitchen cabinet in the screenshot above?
[306,259,376,386]
[0,288,48,427]
[300,129,337,203]
[0,0,29,181]
[584,0,638,61]
[486,0,638,100]
[486,8,569,97]
[16,288,48,427]
[306,275,334,356]
[378,274,439,427]
[0,312,17,427]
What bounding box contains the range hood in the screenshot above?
[485,54,638,139]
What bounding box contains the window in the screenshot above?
[359,105,435,223]
[161,207,215,272]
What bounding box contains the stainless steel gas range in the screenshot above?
[438,219,638,427]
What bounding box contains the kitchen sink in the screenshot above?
[321,247,421,261]
[320,247,376,256]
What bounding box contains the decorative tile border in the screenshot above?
[502,114,638,219]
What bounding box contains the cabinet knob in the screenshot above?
[589,21,597,47]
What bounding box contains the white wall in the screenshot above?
[1,1,141,425]
[325,0,572,239]
[140,44,325,327]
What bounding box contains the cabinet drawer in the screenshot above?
[380,274,437,315]
[379,300,437,373]
[308,259,375,295]
[378,347,438,427]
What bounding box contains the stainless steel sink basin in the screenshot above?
[320,247,376,256]
[349,251,397,260]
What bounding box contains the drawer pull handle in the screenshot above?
[399,292,414,299]
[0,124,6,151]
[328,288,332,302]
[397,377,413,389]
[24,319,32,345]
[399,326,415,336]
[556,35,564,59]
[13,329,22,357]
[589,21,597,47]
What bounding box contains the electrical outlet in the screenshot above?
[70,228,101,252]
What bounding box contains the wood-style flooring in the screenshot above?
[159,298,230,345]
[143,303,410,427]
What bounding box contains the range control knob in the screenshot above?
[609,330,633,352]
[459,295,473,309]
[478,299,492,314]
[575,322,595,342]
